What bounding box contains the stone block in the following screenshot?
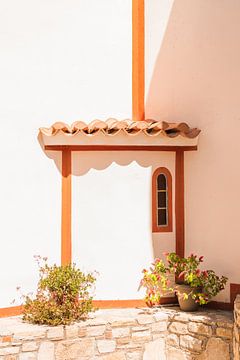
[188,322,212,336]
[65,325,79,339]
[98,352,126,360]
[235,324,240,342]
[19,353,36,360]
[47,326,64,340]
[22,342,38,352]
[87,317,107,326]
[166,346,193,360]
[143,339,165,360]
[105,329,113,339]
[38,341,54,360]
[118,341,142,350]
[126,351,142,360]
[116,337,131,346]
[131,326,149,332]
[196,337,230,360]
[13,329,46,341]
[153,312,168,322]
[216,327,232,339]
[180,335,203,352]
[216,319,233,329]
[166,333,179,347]
[97,340,116,353]
[173,313,192,323]
[4,356,18,360]
[151,321,167,333]
[137,315,154,325]
[112,327,130,338]
[111,319,137,327]
[152,333,165,340]
[55,338,95,359]
[87,325,106,337]
[0,347,20,356]
[169,322,188,335]
[78,326,87,337]
[131,330,151,343]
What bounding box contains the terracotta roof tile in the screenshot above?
[39,119,200,139]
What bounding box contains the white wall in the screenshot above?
[145,0,240,302]
[72,151,175,300]
[0,0,131,308]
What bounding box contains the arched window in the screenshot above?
[152,167,172,232]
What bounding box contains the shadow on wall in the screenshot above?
[144,0,240,299]
[38,133,170,175]
[145,0,240,125]
[38,134,176,262]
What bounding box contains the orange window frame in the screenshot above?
[152,167,173,233]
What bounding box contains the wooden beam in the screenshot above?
[175,150,185,257]
[132,0,145,121]
[61,150,72,265]
[45,145,198,152]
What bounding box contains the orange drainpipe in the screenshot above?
[132,0,145,121]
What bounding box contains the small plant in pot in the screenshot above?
[139,252,228,311]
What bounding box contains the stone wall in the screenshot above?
[234,295,240,359]
[0,307,234,360]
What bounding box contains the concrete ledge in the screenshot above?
[0,306,233,359]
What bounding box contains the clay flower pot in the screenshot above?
[176,285,200,312]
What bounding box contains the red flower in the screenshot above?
[199,256,204,262]
[196,269,201,277]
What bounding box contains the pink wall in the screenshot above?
[146,0,240,301]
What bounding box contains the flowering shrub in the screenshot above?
[140,259,170,307]
[20,256,96,326]
[139,252,227,307]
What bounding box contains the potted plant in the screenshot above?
[139,252,227,311]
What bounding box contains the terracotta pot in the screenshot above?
[175,273,186,285]
[176,285,199,312]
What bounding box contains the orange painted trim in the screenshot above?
[93,300,146,309]
[61,150,72,265]
[0,305,23,318]
[175,150,185,257]
[0,299,176,317]
[45,145,198,152]
[230,283,240,305]
[93,298,176,309]
[132,0,145,121]
[0,299,233,318]
[152,167,173,233]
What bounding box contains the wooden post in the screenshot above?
[132,0,145,121]
[175,150,185,257]
[61,150,72,265]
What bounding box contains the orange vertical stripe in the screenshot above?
[132,0,145,121]
[175,150,185,257]
[61,150,72,265]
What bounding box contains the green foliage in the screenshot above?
[139,258,172,307]
[139,252,228,307]
[22,256,96,326]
